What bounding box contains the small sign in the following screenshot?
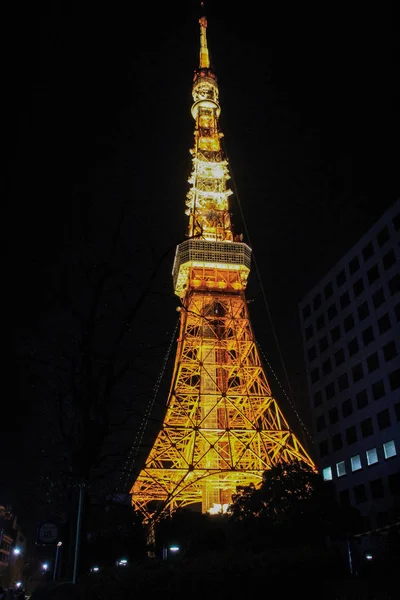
[36,521,59,545]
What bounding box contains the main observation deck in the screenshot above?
[173,239,252,297]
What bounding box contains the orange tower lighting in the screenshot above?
[130,13,316,523]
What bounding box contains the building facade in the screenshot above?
[299,200,400,534]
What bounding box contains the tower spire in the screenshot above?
[199,15,210,69]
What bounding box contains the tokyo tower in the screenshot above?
[130,12,315,523]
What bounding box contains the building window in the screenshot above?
[362,241,374,262]
[382,249,396,270]
[305,324,314,341]
[354,484,367,504]
[325,382,335,400]
[344,314,355,332]
[357,300,369,321]
[367,352,379,373]
[372,287,386,309]
[366,447,378,466]
[316,414,326,432]
[336,269,346,287]
[322,358,332,376]
[377,408,391,430]
[340,291,351,309]
[319,336,329,353]
[395,402,400,421]
[348,336,359,356]
[383,340,397,361]
[311,367,320,383]
[350,454,362,472]
[313,391,322,408]
[389,367,400,391]
[324,282,333,299]
[334,348,345,366]
[338,372,349,391]
[389,273,400,296]
[353,278,365,297]
[356,389,368,409]
[319,440,329,458]
[377,226,390,247]
[361,417,373,438]
[322,466,333,481]
[362,325,374,346]
[393,213,400,230]
[367,264,380,285]
[352,363,364,383]
[395,302,400,322]
[370,478,384,499]
[349,256,360,275]
[327,303,338,321]
[388,472,400,494]
[372,379,385,400]
[383,440,397,459]
[328,407,339,424]
[346,426,357,445]
[330,325,341,343]
[342,398,353,417]
[316,314,325,331]
[332,433,343,451]
[378,313,391,334]
[339,489,350,506]
[336,461,346,477]
[313,293,322,310]
[308,345,317,361]
[302,304,311,320]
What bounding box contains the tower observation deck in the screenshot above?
[130,13,315,523]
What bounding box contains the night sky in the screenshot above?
[5,0,399,533]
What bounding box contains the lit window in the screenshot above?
[383,440,397,459]
[322,466,333,481]
[366,448,378,466]
[351,455,362,471]
[336,461,346,477]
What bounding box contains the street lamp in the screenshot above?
[42,563,49,572]
[13,548,21,556]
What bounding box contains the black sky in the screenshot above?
[5,0,399,530]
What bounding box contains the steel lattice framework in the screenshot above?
[130,14,315,523]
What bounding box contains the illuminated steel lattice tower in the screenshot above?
[130,15,315,522]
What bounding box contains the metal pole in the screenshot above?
[53,541,62,580]
[72,484,85,584]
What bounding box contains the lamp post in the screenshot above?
[53,541,63,580]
